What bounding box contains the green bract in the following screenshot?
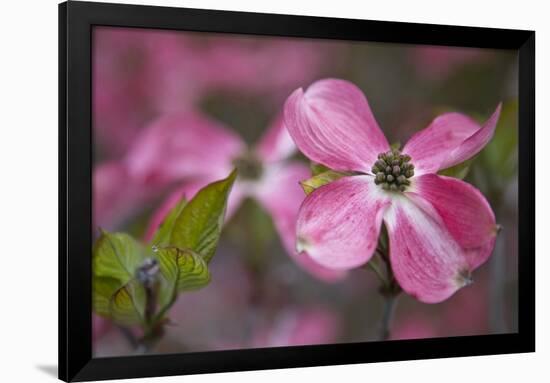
[169,169,237,263]
[309,162,331,176]
[92,170,237,329]
[153,246,210,322]
[301,163,353,195]
[150,197,187,247]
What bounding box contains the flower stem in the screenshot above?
[379,293,398,341]
[365,225,401,341]
[117,325,139,349]
[136,322,165,354]
[366,257,386,282]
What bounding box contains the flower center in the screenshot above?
[372,148,415,192]
[232,151,263,180]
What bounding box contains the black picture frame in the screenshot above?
[59,1,535,381]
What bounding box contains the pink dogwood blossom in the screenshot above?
[126,112,344,282]
[284,78,501,303]
[93,27,338,156]
[411,46,489,79]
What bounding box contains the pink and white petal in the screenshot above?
[254,113,297,163]
[403,113,482,175]
[284,79,389,173]
[407,174,497,269]
[295,175,390,270]
[440,104,502,170]
[384,196,471,303]
[143,178,246,243]
[224,180,248,220]
[254,163,346,281]
[402,105,500,174]
[125,112,245,184]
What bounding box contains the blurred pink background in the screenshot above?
[92,26,519,356]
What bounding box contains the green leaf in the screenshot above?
[170,169,237,263]
[158,246,210,292]
[438,158,474,180]
[93,276,123,317]
[150,197,187,246]
[310,162,331,176]
[92,230,147,325]
[92,170,236,327]
[108,278,146,326]
[153,246,211,320]
[300,170,352,195]
[93,275,147,326]
[93,230,145,282]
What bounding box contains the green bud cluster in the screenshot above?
[372,148,415,192]
[136,258,160,288]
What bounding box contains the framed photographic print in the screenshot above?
[59,1,535,381]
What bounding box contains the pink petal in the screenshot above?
[92,28,160,156]
[391,315,437,340]
[411,46,488,79]
[296,175,390,270]
[286,308,339,346]
[125,112,244,184]
[284,79,389,173]
[252,307,339,347]
[440,104,502,170]
[407,174,497,269]
[402,105,501,174]
[254,163,346,281]
[224,181,248,219]
[384,197,471,303]
[92,314,111,341]
[254,113,297,163]
[196,39,335,104]
[93,162,155,230]
[403,113,480,174]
